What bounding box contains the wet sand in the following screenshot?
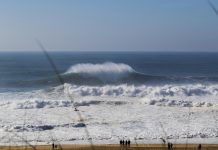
[0,144,218,150]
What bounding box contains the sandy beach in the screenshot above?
[0,144,218,150]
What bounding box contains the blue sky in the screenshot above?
[0,0,218,51]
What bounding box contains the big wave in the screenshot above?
[4,62,218,89]
[65,62,135,82]
[44,62,218,85]
[60,62,167,85]
[4,62,142,87]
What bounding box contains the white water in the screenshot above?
[65,83,218,97]
[1,82,218,145]
[65,62,135,81]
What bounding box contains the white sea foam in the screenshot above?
[65,62,135,81]
[1,83,218,144]
[1,95,218,145]
[0,83,216,111]
[14,99,74,109]
[1,83,218,109]
[141,97,214,107]
[65,83,218,98]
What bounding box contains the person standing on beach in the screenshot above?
[122,139,125,145]
[198,144,202,150]
[52,142,55,150]
[168,143,170,150]
[128,139,130,145]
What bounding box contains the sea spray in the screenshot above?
[65,62,135,82]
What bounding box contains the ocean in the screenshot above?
[1,52,218,89]
[0,51,218,145]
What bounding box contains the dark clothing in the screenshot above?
[120,140,122,145]
[128,140,130,145]
[198,144,202,150]
[168,143,170,150]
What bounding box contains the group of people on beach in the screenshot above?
[167,142,173,150]
[52,143,57,149]
[120,139,131,146]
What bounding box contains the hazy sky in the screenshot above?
[0,0,218,51]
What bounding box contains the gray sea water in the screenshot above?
[1,52,218,92]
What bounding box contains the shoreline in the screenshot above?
[0,144,218,150]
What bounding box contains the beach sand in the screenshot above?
[0,144,218,150]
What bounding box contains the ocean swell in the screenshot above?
[4,62,218,88]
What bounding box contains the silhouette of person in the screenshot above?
[167,143,171,150]
[52,143,55,150]
[198,144,202,150]
[122,140,125,145]
[125,140,128,145]
[128,139,130,145]
[120,139,122,145]
[170,143,173,150]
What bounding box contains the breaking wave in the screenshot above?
[2,83,218,100]
[65,83,218,97]
[65,62,135,82]
[1,83,218,110]
[6,62,158,87]
[4,62,218,89]
[62,62,159,85]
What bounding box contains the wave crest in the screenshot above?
[65,62,135,82]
